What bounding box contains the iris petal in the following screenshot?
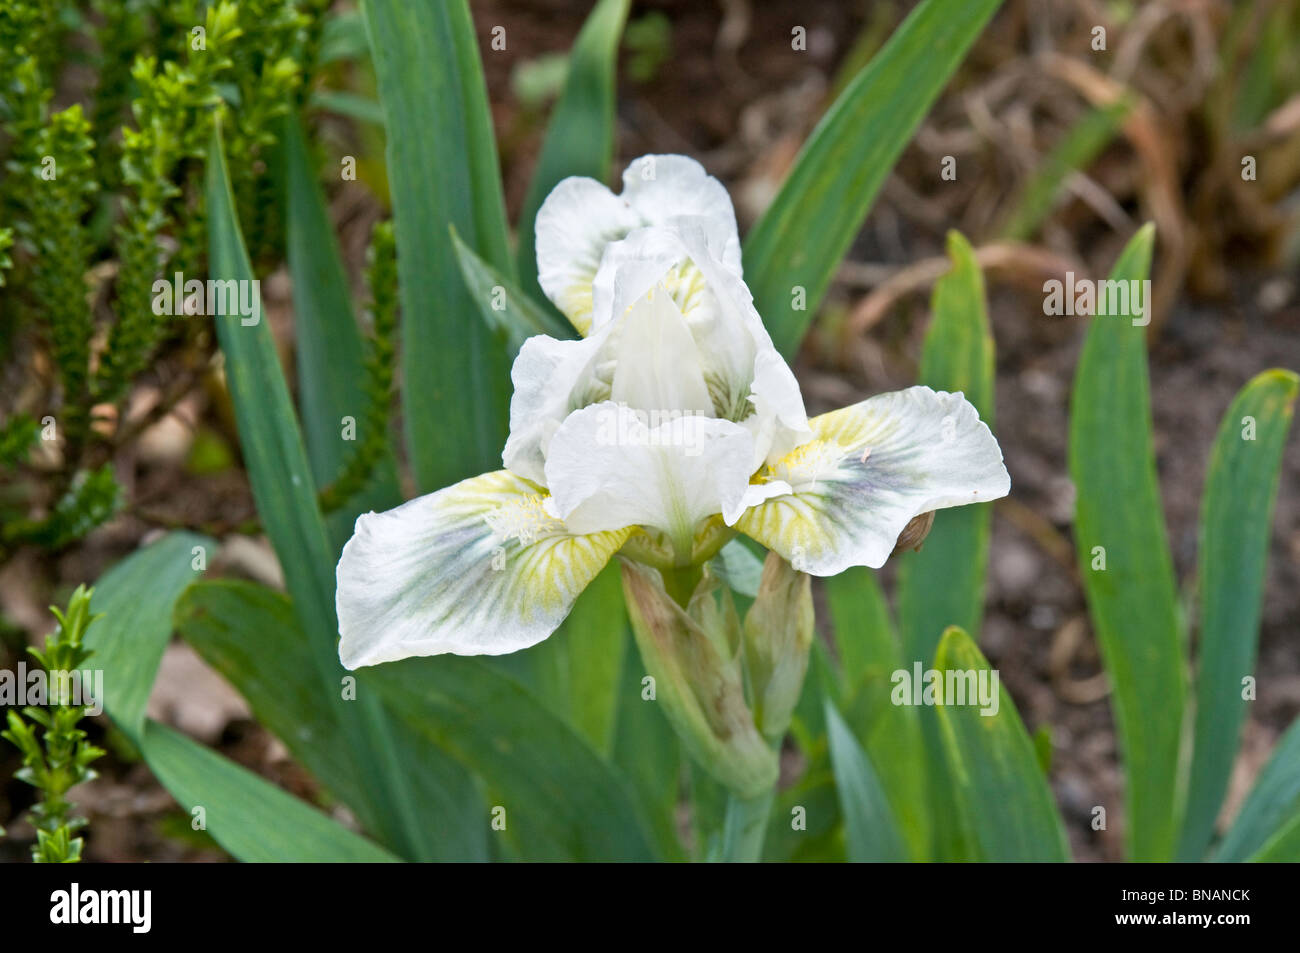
[544,401,756,553]
[735,386,1010,574]
[336,470,632,668]
[534,155,740,335]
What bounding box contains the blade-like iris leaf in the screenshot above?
[1068,224,1185,861]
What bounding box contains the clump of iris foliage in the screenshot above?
[2,0,1299,864]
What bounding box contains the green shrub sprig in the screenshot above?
[94,1,242,406]
[2,586,106,863]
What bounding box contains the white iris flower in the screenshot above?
[336,155,1010,669]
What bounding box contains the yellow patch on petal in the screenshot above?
[662,259,709,317]
[471,472,631,620]
[734,485,840,575]
[560,282,595,336]
[510,527,632,615]
[736,405,898,570]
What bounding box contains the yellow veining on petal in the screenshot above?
[469,473,633,625]
[512,526,633,616]
[735,404,885,567]
[662,259,708,318]
[737,493,836,559]
[336,469,635,664]
[749,401,900,488]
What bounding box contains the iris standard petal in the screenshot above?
[742,340,813,468]
[621,155,742,274]
[609,282,713,417]
[501,331,609,484]
[589,223,812,457]
[734,386,1010,575]
[534,155,741,335]
[534,177,638,335]
[501,276,714,485]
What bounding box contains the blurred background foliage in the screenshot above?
[1,0,1298,861]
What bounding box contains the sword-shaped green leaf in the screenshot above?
[85,534,397,862]
[894,230,995,861]
[142,721,400,863]
[367,655,660,862]
[825,568,930,860]
[363,0,514,491]
[1216,718,1300,862]
[1068,224,1185,861]
[825,699,908,862]
[898,230,996,661]
[174,579,489,861]
[452,225,575,355]
[208,125,429,859]
[933,627,1070,861]
[1179,369,1298,860]
[282,111,400,552]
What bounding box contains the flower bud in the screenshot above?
[743,552,814,742]
[620,559,778,798]
[892,510,936,555]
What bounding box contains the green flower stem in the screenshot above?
[661,563,703,607]
[717,786,775,863]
